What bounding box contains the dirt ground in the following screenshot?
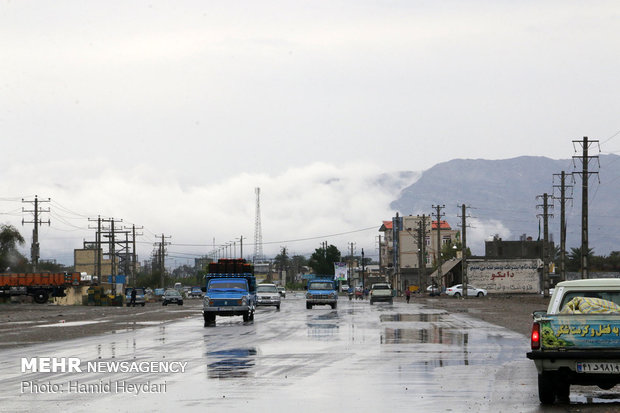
[0,293,548,349]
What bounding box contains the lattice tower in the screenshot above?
[253,187,264,261]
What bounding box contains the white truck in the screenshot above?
[526,278,620,404]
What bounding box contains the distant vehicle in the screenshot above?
[174,282,183,292]
[257,283,281,310]
[445,284,487,298]
[340,284,350,293]
[0,272,83,304]
[162,289,183,306]
[154,288,165,297]
[427,285,441,296]
[369,283,393,305]
[189,286,203,298]
[306,277,338,309]
[202,258,257,326]
[355,286,364,300]
[125,287,146,307]
[277,286,286,298]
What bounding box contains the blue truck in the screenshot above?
[202,259,257,326]
[305,276,338,309]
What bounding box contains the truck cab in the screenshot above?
[306,277,338,309]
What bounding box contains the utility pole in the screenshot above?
[537,194,554,297]
[457,205,471,298]
[572,136,599,279]
[392,213,402,294]
[21,195,50,272]
[154,234,171,288]
[348,242,356,286]
[88,216,107,280]
[417,215,428,294]
[432,205,445,289]
[361,248,365,290]
[124,224,143,286]
[553,172,573,282]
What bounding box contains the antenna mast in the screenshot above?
[253,187,264,261]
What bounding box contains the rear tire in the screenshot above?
[538,373,556,405]
[453,292,461,298]
[33,290,49,304]
[555,380,570,402]
[477,292,484,297]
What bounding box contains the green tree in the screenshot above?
[567,247,594,272]
[308,244,341,275]
[0,224,27,272]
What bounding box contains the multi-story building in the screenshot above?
[379,214,460,292]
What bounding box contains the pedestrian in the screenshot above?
[130,288,137,307]
[405,288,411,303]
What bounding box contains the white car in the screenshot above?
[445,284,487,298]
[256,283,281,310]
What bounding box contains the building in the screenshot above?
[379,214,460,293]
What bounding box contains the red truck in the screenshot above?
[0,272,81,304]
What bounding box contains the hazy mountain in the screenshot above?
[390,155,620,255]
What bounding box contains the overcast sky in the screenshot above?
[2,1,620,267]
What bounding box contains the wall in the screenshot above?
[467,259,541,294]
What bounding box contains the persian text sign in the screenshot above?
[467,259,541,293]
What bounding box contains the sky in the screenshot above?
[2,1,620,268]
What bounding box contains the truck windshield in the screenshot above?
[309,282,333,290]
[209,280,247,290]
[257,285,277,293]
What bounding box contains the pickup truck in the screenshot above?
[369,283,393,305]
[306,277,338,309]
[526,278,620,404]
[202,259,257,326]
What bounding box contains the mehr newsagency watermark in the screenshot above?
[20,357,188,395]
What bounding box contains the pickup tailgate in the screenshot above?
[539,314,620,351]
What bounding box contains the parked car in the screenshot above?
[257,283,281,309]
[277,286,286,298]
[340,284,350,293]
[445,284,487,298]
[162,289,184,305]
[426,285,441,296]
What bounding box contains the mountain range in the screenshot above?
[390,154,620,256]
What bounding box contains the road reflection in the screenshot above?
[206,348,257,379]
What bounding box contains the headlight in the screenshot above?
[203,296,211,306]
[306,293,311,299]
[242,296,248,305]
[329,292,336,298]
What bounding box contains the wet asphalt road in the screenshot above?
[2,294,620,412]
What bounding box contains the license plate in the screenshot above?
[576,362,620,374]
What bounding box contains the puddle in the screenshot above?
[382,327,467,345]
[380,313,444,322]
[206,348,257,379]
[36,321,104,328]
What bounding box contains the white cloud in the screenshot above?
[1,161,419,266]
